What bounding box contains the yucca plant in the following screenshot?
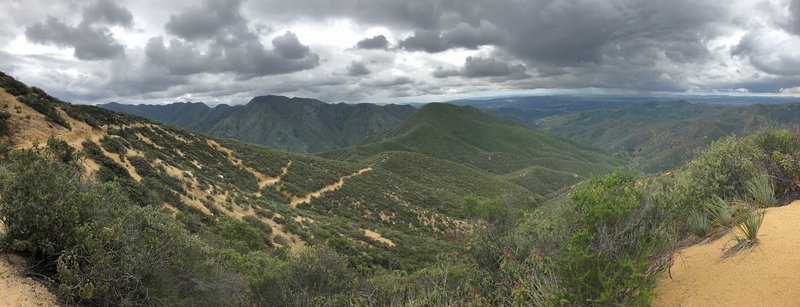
[705,196,732,228]
[687,209,709,238]
[736,206,765,242]
[746,172,775,208]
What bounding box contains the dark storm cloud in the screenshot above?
[463,57,526,78]
[272,32,312,59]
[9,0,800,104]
[145,31,319,78]
[82,0,134,27]
[148,0,319,79]
[785,0,800,35]
[399,30,447,52]
[434,56,527,79]
[362,76,414,87]
[23,0,134,60]
[26,16,125,60]
[355,35,390,49]
[346,61,370,76]
[399,21,503,53]
[258,0,450,30]
[165,0,245,40]
[255,0,729,92]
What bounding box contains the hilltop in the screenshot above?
[100,96,416,153]
[322,103,621,197]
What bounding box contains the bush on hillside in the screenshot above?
[675,136,758,207]
[18,93,69,129]
[0,146,246,305]
[0,111,9,136]
[559,171,677,305]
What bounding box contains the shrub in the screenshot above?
[18,93,69,129]
[0,111,9,136]
[0,146,246,305]
[219,219,268,253]
[46,137,76,163]
[675,136,757,204]
[560,171,677,305]
[289,245,353,304]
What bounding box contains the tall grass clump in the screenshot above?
[746,172,775,208]
[736,207,765,242]
[687,209,709,238]
[723,173,773,257]
[706,196,732,229]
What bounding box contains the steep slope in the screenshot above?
[540,101,800,172]
[0,72,517,271]
[100,96,416,153]
[322,103,621,196]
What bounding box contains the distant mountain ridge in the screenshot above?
[100,96,416,153]
[540,101,800,172]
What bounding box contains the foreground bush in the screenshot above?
[0,146,245,305]
[559,171,677,305]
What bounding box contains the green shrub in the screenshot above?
[560,171,677,305]
[289,245,353,303]
[18,93,69,129]
[0,146,246,305]
[46,137,76,163]
[219,219,268,253]
[676,136,757,204]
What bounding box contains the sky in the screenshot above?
[2,0,800,105]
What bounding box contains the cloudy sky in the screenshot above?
[2,0,800,104]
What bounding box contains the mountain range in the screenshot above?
[100,96,416,153]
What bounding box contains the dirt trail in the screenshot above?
[654,200,800,306]
[0,254,59,307]
[363,229,395,247]
[205,140,290,192]
[290,167,373,208]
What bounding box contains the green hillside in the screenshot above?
[323,103,621,196]
[0,72,530,274]
[100,96,416,153]
[541,101,800,172]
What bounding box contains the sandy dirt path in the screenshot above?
[654,200,800,306]
[0,254,59,306]
[290,167,372,207]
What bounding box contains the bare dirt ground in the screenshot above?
[654,200,800,306]
[290,167,372,207]
[0,254,59,306]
